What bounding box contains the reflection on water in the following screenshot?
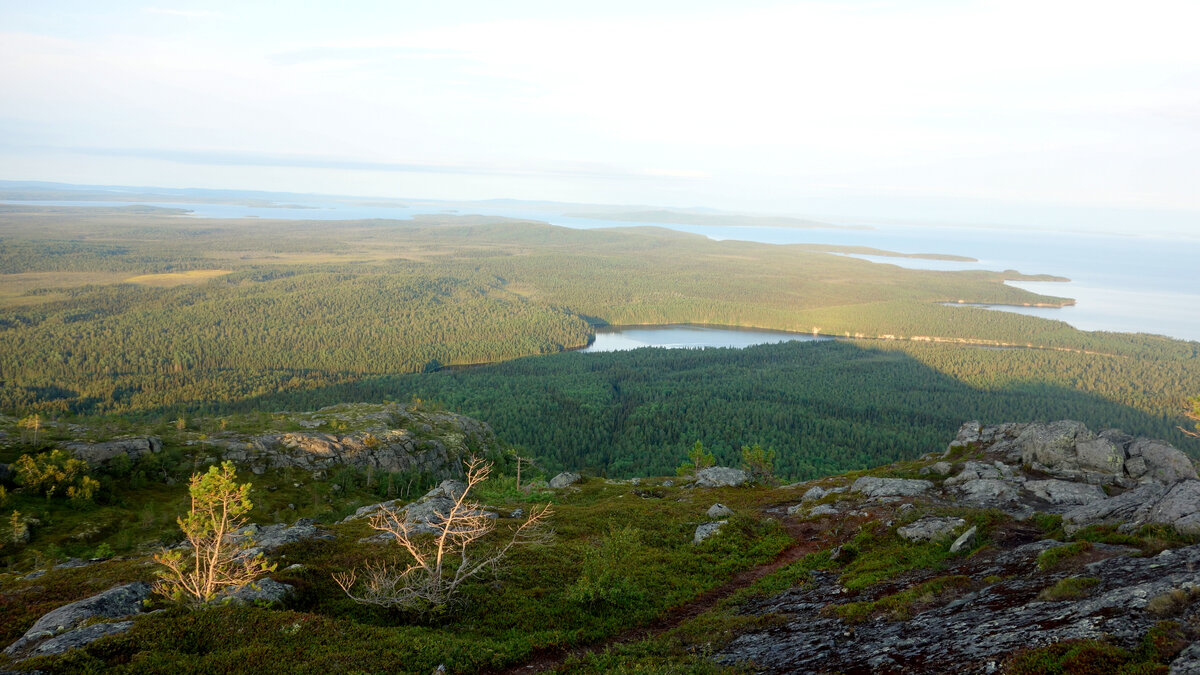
[581,325,829,352]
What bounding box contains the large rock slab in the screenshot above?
[235,518,332,560]
[4,582,151,657]
[548,472,582,489]
[64,436,162,467]
[215,578,294,606]
[716,541,1200,673]
[1017,420,1096,472]
[897,517,966,542]
[24,621,134,660]
[694,520,727,544]
[1063,480,1200,535]
[203,404,497,480]
[851,476,932,498]
[695,467,750,488]
[1023,479,1107,505]
[1130,439,1198,484]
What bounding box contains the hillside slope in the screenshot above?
[1,407,1199,673]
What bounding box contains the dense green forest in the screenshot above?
[1,204,1197,480]
[213,340,1200,480]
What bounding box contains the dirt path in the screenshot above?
[497,519,832,674]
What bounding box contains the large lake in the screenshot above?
[581,325,829,352]
[7,198,1199,343]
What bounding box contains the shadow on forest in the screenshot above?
[141,340,1196,481]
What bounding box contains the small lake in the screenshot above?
[580,325,829,352]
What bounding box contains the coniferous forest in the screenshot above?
[2,204,1197,478]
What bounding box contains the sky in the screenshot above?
[1,0,1198,233]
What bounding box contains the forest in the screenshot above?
[1,204,1197,479]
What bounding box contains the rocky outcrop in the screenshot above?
[695,467,749,488]
[1064,480,1200,535]
[1023,478,1107,505]
[64,436,162,467]
[897,517,965,542]
[349,479,498,540]
[23,621,135,660]
[851,476,933,498]
[694,521,726,544]
[234,518,333,560]
[549,472,582,489]
[948,420,1196,487]
[717,541,1200,673]
[215,578,295,606]
[203,404,497,480]
[707,503,734,519]
[4,582,152,658]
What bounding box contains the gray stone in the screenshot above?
[199,404,496,481]
[850,476,933,498]
[695,467,750,488]
[1062,480,1200,536]
[716,539,1200,674]
[954,478,1020,506]
[693,520,727,544]
[1131,439,1198,484]
[215,578,294,606]
[26,621,134,660]
[950,526,978,553]
[548,472,582,489]
[1075,437,1126,474]
[786,504,806,516]
[340,497,407,523]
[1024,479,1108,505]
[808,504,840,517]
[946,420,983,453]
[1146,480,1200,535]
[64,436,162,467]
[4,582,151,657]
[1017,420,1093,471]
[234,518,330,560]
[707,503,735,519]
[1170,641,1200,675]
[509,508,525,519]
[920,461,954,476]
[945,461,1003,486]
[897,517,966,542]
[801,486,828,502]
[423,479,467,501]
[1063,483,1166,534]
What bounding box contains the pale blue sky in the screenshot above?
[2,1,1198,233]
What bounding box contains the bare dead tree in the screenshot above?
[333,455,552,615]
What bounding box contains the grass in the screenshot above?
[835,521,962,591]
[1036,541,1093,571]
[1004,622,1189,675]
[1038,576,1100,601]
[123,269,232,287]
[4,469,795,673]
[827,574,976,623]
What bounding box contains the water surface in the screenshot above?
[581,325,829,352]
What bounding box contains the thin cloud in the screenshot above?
[63,145,667,182]
[143,7,224,19]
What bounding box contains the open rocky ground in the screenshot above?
[1,409,1198,673]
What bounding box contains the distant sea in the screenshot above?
[7,199,1199,343]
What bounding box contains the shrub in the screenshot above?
[567,525,648,608]
[676,441,716,476]
[740,443,777,484]
[153,461,274,605]
[13,449,99,503]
